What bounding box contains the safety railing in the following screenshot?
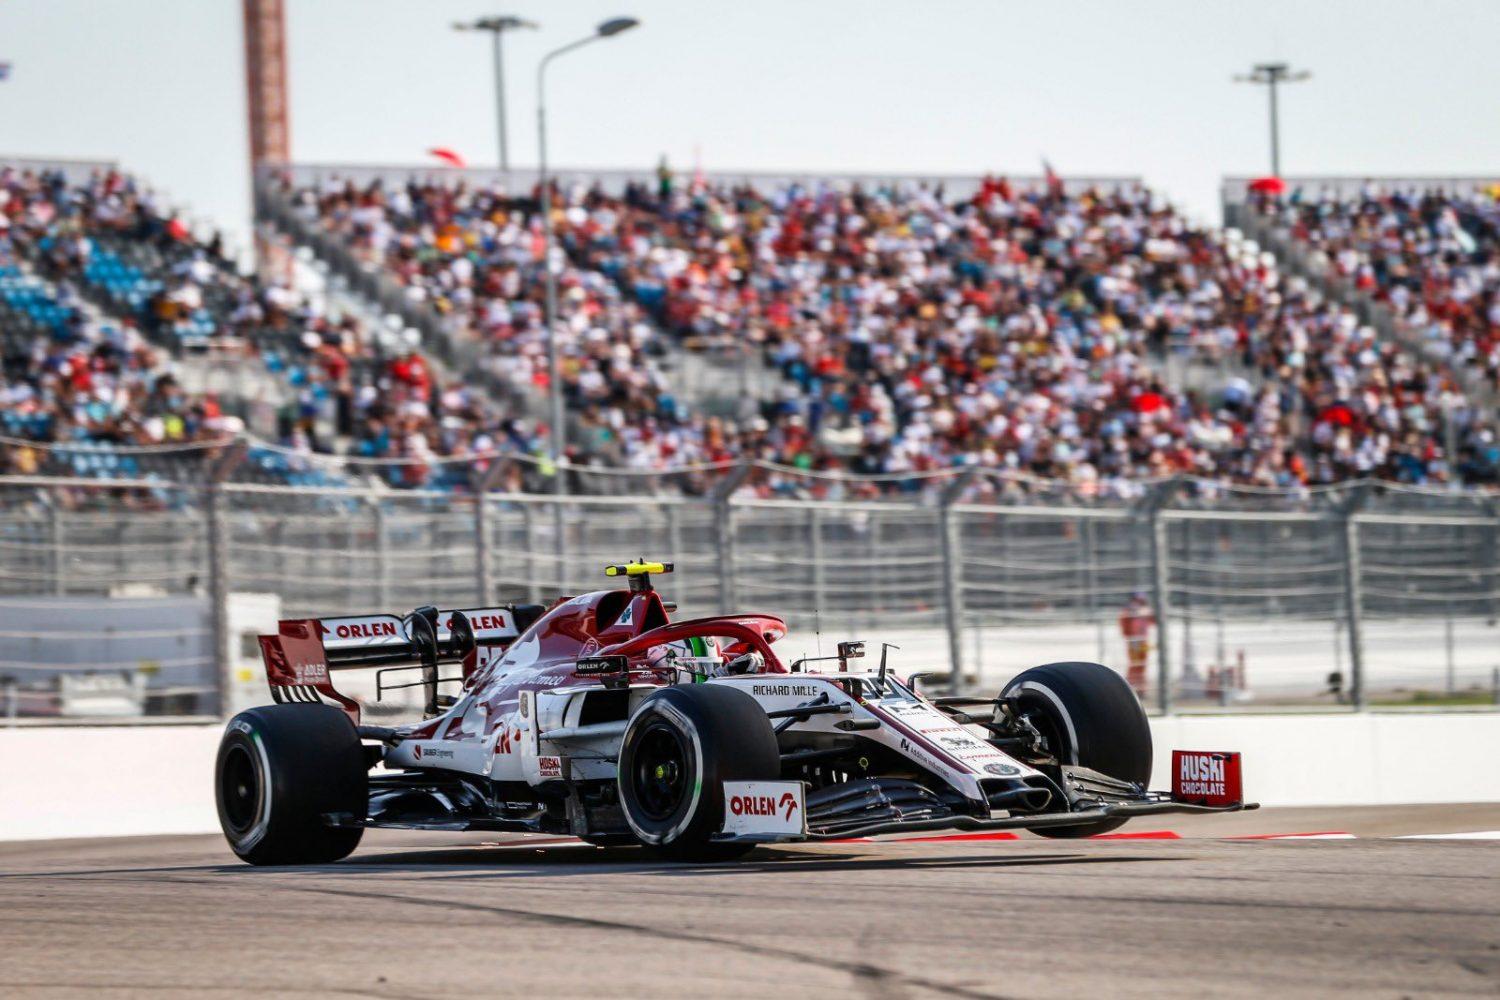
[3,450,1498,722]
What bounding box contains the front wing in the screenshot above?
[712,772,1257,844]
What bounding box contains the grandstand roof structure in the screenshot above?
[266,162,1143,200]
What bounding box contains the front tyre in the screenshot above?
[1002,661,1152,839]
[215,704,368,865]
[617,684,779,861]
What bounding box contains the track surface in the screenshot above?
[2,805,1499,998]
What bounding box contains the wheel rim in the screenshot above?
[630,721,690,822]
[1016,694,1071,765]
[220,743,262,835]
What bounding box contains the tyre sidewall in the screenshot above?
[1002,661,1152,838]
[618,693,710,847]
[215,704,367,865]
[617,684,778,854]
[1003,661,1151,784]
[215,719,275,856]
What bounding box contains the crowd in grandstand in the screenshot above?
[1251,184,1500,392]
[2,163,1497,493]
[0,165,539,484]
[288,170,1497,491]
[0,181,227,473]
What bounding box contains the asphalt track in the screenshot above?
[2,805,1499,999]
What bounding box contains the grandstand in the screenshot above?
[262,165,1498,491]
[0,160,1494,511]
[5,159,1496,495]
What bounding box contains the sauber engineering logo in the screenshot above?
[729,791,799,822]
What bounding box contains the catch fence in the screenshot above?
[1,450,1497,721]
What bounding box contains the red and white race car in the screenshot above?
[216,562,1251,864]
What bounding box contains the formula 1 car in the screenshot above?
[216,562,1252,864]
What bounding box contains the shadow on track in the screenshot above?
[0,841,1188,881]
[312,843,1188,880]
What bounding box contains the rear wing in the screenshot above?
[258,605,539,722]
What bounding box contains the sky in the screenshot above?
[2,0,1499,252]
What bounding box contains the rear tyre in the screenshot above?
[617,684,780,861]
[215,704,368,865]
[1001,661,1151,839]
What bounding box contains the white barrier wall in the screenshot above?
[2,713,1498,841]
[1150,713,1500,807]
[2,725,225,842]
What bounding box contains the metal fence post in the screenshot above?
[1081,516,1104,663]
[474,462,504,604]
[1148,506,1172,714]
[665,502,682,605]
[371,499,388,609]
[711,461,754,615]
[522,502,540,604]
[1143,480,1182,715]
[206,441,247,719]
[48,488,65,596]
[1179,517,1195,685]
[1488,499,1500,628]
[809,506,825,619]
[552,468,568,599]
[553,497,567,598]
[1340,507,1367,711]
[939,470,976,693]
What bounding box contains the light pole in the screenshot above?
[538,16,639,503]
[1234,62,1311,177]
[453,16,539,175]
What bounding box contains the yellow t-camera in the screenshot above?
[605,562,673,577]
[605,561,674,593]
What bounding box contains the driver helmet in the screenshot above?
[645,635,722,676]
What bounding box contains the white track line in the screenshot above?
[1228,831,1356,840]
[474,830,1500,850]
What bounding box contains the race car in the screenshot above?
[215,561,1252,864]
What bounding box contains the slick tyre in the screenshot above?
[1001,661,1152,839]
[617,684,780,861]
[215,704,368,865]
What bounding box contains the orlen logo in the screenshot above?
[444,613,511,633]
[729,792,799,822]
[322,620,399,641]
